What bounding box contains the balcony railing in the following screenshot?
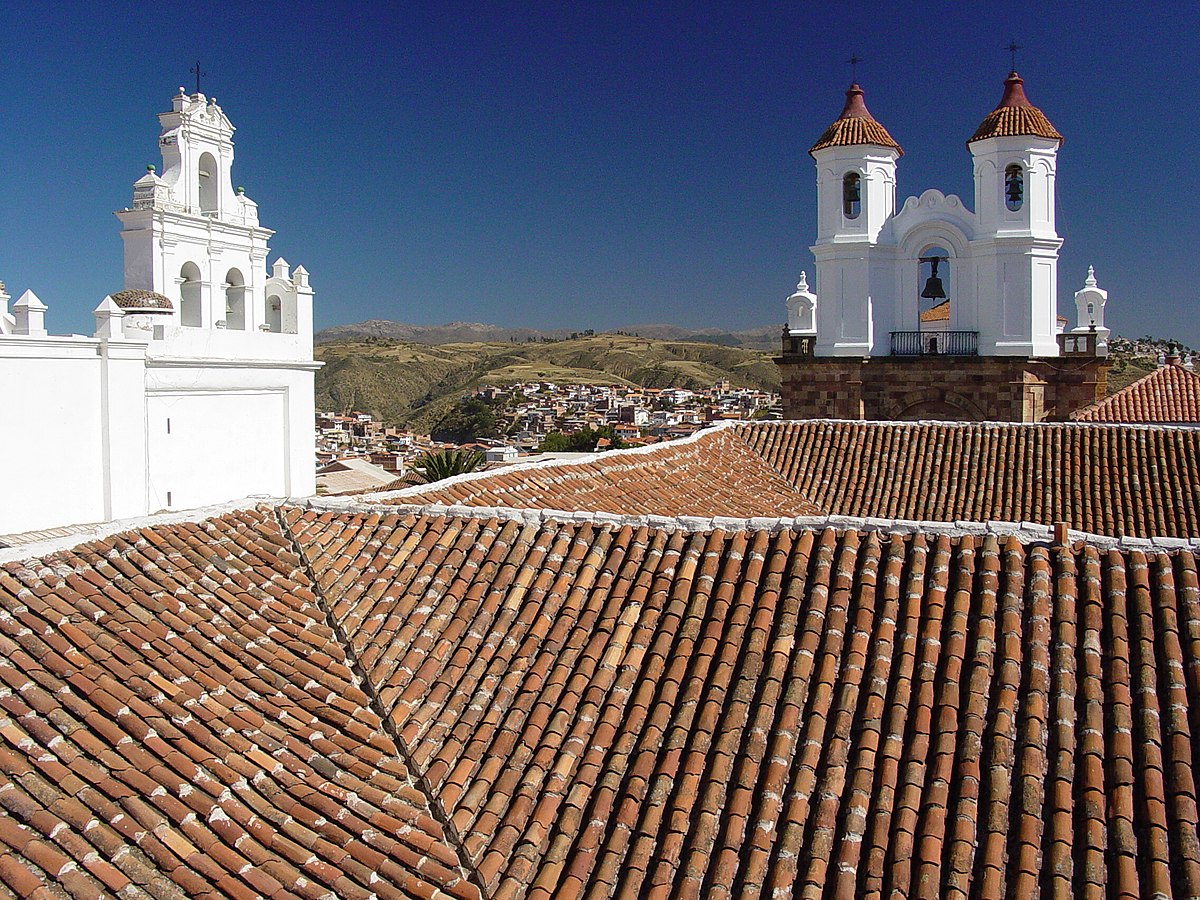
[780,330,816,359]
[890,330,979,356]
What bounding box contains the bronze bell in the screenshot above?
[921,258,947,300]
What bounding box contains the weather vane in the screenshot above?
[1007,40,1022,71]
[190,60,206,95]
[846,55,863,82]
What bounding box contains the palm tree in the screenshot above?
[404,448,486,485]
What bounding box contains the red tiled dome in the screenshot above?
[109,289,174,311]
[810,83,902,156]
[968,71,1063,145]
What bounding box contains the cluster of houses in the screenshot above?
[480,379,778,443]
[313,379,780,493]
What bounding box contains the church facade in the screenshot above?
[0,89,318,535]
[778,72,1111,421]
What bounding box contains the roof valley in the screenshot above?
[273,506,491,899]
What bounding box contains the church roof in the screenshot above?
[393,427,820,518]
[809,83,903,156]
[3,501,1200,897]
[376,420,1200,540]
[968,71,1063,145]
[109,289,173,310]
[1071,361,1200,423]
[919,299,951,323]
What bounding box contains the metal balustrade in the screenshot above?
[890,331,979,356]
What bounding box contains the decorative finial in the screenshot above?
[236,186,245,195]
[1007,40,1022,72]
[797,272,809,292]
[146,164,155,173]
[190,60,206,94]
[846,55,863,82]
[1085,265,1097,287]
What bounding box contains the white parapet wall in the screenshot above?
[0,325,318,537]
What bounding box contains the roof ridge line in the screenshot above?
[292,498,1200,550]
[368,419,746,503]
[0,497,285,565]
[743,418,1200,432]
[273,506,491,899]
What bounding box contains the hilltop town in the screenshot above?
[315,377,779,492]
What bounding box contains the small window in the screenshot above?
[1005,164,1024,211]
[842,172,861,219]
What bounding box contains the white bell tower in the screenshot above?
[809,83,902,356]
[115,88,310,340]
[968,72,1063,356]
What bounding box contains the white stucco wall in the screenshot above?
[0,332,318,535]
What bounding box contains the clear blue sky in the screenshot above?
[1,0,1197,346]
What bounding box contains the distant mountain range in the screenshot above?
[315,320,782,351]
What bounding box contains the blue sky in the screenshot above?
[1,1,1198,346]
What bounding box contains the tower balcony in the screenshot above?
[890,330,979,356]
[780,328,816,359]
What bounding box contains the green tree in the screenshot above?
[538,426,624,453]
[405,449,486,485]
[430,397,499,443]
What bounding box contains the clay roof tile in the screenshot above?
[968,71,1063,145]
[810,83,903,156]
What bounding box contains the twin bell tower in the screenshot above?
[779,71,1110,422]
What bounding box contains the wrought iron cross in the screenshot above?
[846,55,863,81]
[190,60,206,94]
[1007,40,1022,71]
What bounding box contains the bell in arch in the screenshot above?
[920,257,947,300]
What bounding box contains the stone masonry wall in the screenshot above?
[776,355,1109,422]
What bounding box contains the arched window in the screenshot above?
[918,247,951,342]
[198,152,218,215]
[842,172,861,219]
[1005,164,1024,211]
[180,262,202,327]
[265,293,283,333]
[224,268,245,330]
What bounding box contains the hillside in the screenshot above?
[315,320,781,351]
[315,334,781,431]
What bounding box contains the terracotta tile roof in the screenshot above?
[968,71,1063,145]
[386,421,1200,540]
[388,428,822,518]
[919,299,950,323]
[0,509,480,899]
[739,420,1200,538]
[810,83,902,156]
[1072,363,1200,423]
[4,503,1200,896]
[283,507,1200,897]
[109,289,174,310]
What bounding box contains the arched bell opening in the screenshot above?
[1004,164,1024,211]
[264,292,283,333]
[842,171,862,220]
[224,268,245,330]
[179,262,202,327]
[198,152,218,215]
[918,246,951,334]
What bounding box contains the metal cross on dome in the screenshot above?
[190,60,206,95]
[846,55,863,81]
[1007,40,1022,71]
